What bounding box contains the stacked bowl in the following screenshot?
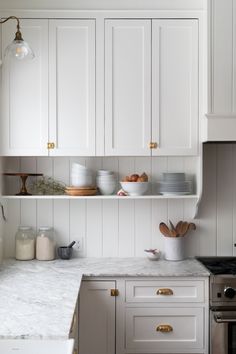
[96,170,116,195]
[71,163,93,187]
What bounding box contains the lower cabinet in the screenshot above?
[69,299,79,354]
[78,280,116,354]
[79,278,209,354]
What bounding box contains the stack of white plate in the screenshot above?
[158,173,192,195]
[96,170,116,195]
[71,163,93,187]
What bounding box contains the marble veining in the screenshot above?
[0,258,209,340]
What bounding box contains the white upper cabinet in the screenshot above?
[152,19,198,156]
[204,0,236,141]
[1,19,95,156]
[49,20,95,156]
[105,20,151,156]
[105,19,199,156]
[1,19,49,156]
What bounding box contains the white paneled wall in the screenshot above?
[1,144,236,258]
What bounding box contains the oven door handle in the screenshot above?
[214,314,236,323]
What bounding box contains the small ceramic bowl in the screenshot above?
[144,249,161,261]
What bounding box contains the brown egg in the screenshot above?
[140,172,148,182]
[130,174,139,182]
[137,176,145,182]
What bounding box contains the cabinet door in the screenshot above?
[152,19,198,155]
[49,20,95,156]
[105,20,151,156]
[1,19,49,156]
[79,280,116,354]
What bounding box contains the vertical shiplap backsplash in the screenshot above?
[2,144,236,258]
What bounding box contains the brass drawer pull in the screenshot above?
[156,288,173,296]
[156,324,173,332]
[149,142,158,149]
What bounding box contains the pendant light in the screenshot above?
[0,16,35,61]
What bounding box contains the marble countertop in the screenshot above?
[0,257,209,340]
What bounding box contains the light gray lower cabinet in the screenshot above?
[78,280,116,354]
[79,278,209,354]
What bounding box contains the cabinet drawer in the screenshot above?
[125,307,204,351]
[125,280,205,303]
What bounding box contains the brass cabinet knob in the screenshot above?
[156,324,173,332]
[110,289,119,296]
[156,288,173,296]
[149,142,158,149]
[47,142,55,149]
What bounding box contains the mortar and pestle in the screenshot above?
[57,241,76,260]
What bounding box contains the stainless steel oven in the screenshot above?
[211,310,236,354]
[196,257,236,354]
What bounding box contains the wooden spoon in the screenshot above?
[169,220,177,237]
[179,221,189,236]
[175,221,183,237]
[159,222,171,237]
[188,222,196,231]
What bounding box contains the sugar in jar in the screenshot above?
[15,226,35,260]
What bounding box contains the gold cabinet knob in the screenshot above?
[149,142,158,149]
[110,289,119,296]
[47,142,55,149]
[156,288,173,296]
[156,324,173,332]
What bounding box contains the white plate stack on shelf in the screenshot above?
[96,170,117,195]
[70,163,93,187]
[158,173,192,195]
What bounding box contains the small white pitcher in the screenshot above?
[164,236,185,261]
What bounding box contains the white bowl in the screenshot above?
[71,174,93,187]
[71,162,87,170]
[120,182,148,196]
[97,181,116,195]
[145,250,161,261]
[97,170,114,176]
[71,169,92,176]
[96,176,116,182]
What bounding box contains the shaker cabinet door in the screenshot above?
[49,20,96,156]
[1,19,49,156]
[152,19,199,156]
[79,280,116,354]
[105,20,151,156]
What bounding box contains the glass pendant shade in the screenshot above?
[0,16,35,62]
[4,39,35,60]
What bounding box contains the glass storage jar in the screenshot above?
[36,227,55,261]
[15,226,35,260]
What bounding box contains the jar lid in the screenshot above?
[38,226,52,231]
[18,226,32,230]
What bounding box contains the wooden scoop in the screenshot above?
[159,222,171,237]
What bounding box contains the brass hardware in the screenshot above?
[156,288,173,296]
[149,142,158,149]
[110,289,119,297]
[156,324,173,332]
[47,142,55,149]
